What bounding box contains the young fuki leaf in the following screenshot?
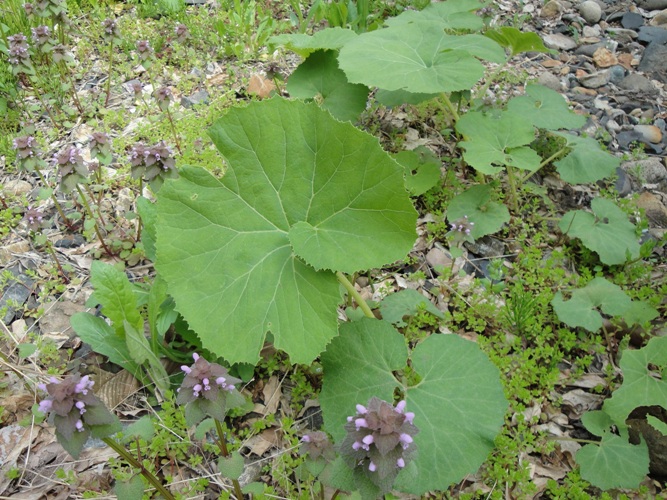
[155,98,417,364]
[269,27,358,57]
[507,84,586,131]
[456,110,541,175]
[484,27,551,57]
[553,132,620,184]
[393,146,442,196]
[286,49,369,122]
[338,23,504,94]
[379,289,444,327]
[558,198,640,265]
[385,0,486,31]
[576,409,649,490]
[447,184,511,239]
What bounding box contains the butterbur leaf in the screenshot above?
[507,84,585,131]
[456,110,541,175]
[647,415,667,436]
[558,198,639,265]
[385,0,486,31]
[114,475,145,500]
[338,23,504,94]
[374,89,438,107]
[379,289,444,327]
[156,98,417,364]
[269,27,358,57]
[393,147,442,196]
[484,27,551,57]
[603,336,667,424]
[577,410,649,490]
[321,319,507,495]
[554,132,620,184]
[122,415,155,443]
[286,49,369,122]
[447,185,510,239]
[218,451,245,480]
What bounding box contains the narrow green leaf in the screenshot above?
[70,313,139,372]
[136,197,157,262]
[87,261,143,336]
[123,320,170,394]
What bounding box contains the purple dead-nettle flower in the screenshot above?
[31,25,53,50]
[55,146,88,192]
[51,43,73,64]
[34,0,67,18]
[89,131,112,165]
[340,397,418,493]
[7,34,32,73]
[24,206,45,230]
[153,86,172,111]
[24,2,35,15]
[129,80,143,97]
[449,215,474,234]
[37,373,120,459]
[101,18,121,43]
[12,134,43,171]
[176,353,242,424]
[174,23,189,43]
[136,39,154,61]
[300,431,336,462]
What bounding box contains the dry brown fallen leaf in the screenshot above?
[247,74,276,99]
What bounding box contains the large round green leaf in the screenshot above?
[321,320,507,495]
[155,98,417,364]
[338,22,505,94]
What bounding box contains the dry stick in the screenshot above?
[102,437,176,500]
[214,419,245,499]
[75,184,116,257]
[33,169,75,230]
[104,39,114,107]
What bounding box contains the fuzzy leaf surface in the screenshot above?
[507,84,585,130]
[554,133,620,184]
[456,110,540,175]
[156,98,416,364]
[339,23,504,93]
[286,49,369,122]
[558,198,639,265]
[321,321,507,495]
[447,184,510,238]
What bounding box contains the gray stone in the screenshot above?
[652,10,667,27]
[621,12,644,30]
[542,33,578,51]
[2,180,32,197]
[0,267,33,324]
[605,28,639,42]
[540,0,563,18]
[464,236,506,258]
[614,167,633,197]
[579,1,602,24]
[180,89,210,108]
[537,71,563,92]
[575,42,605,56]
[622,157,667,183]
[618,73,659,95]
[634,124,663,143]
[608,65,626,84]
[638,42,667,81]
[578,70,611,88]
[638,26,667,44]
[637,0,667,10]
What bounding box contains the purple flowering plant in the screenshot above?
[129,140,179,191]
[55,145,88,192]
[36,374,121,458]
[89,131,113,166]
[12,135,45,171]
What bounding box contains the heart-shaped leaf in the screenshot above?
[558,198,639,265]
[507,84,585,131]
[155,98,417,364]
[385,0,486,30]
[286,49,369,122]
[447,184,511,238]
[456,110,540,175]
[554,133,620,184]
[269,27,358,57]
[338,23,504,94]
[379,289,444,327]
[393,147,442,196]
[321,319,507,495]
